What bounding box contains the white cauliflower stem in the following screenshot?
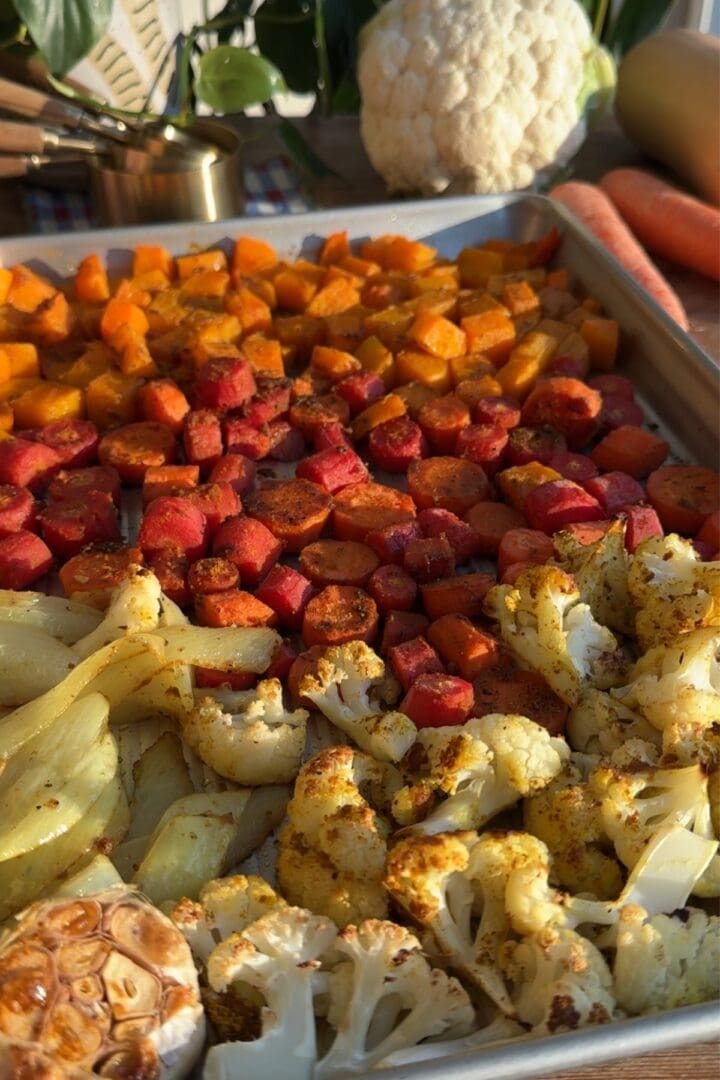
[204,907,338,1080]
[298,640,415,763]
[485,566,627,705]
[358,0,614,196]
[182,678,308,785]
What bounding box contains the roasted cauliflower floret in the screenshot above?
[506,824,718,939]
[628,534,720,650]
[73,565,165,658]
[554,520,634,637]
[384,829,549,1015]
[661,717,720,769]
[567,688,662,759]
[181,678,308,785]
[277,746,400,927]
[498,926,617,1034]
[523,762,624,900]
[484,565,628,706]
[171,874,287,965]
[593,761,720,897]
[298,640,415,763]
[204,906,338,1080]
[614,627,720,732]
[314,919,474,1078]
[612,905,720,1015]
[393,713,569,834]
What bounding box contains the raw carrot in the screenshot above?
[600,168,720,282]
[550,181,689,329]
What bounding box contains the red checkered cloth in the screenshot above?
[22,156,315,233]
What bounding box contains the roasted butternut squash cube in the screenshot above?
[13,382,84,428]
[394,349,452,393]
[176,249,228,280]
[355,334,395,386]
[0,342,39,378]
[460,309,516,364]
[86,371,142,428]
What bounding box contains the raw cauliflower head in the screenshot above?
[358,0,614,195]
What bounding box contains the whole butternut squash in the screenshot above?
[615,29,720,206]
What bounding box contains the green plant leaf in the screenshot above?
[321,0,385,113]
[605,0,676,57]
[12,0,112,75]
[254,0,318,93]
[195,44,285,112]
[331,69,361,113]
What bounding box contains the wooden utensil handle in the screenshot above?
[0,156,34,177]
[0,119,44,155]
[0,76,82,128]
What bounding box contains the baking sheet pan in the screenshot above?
[1,193,718,1077]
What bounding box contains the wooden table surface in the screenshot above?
[0,114,718,1079]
